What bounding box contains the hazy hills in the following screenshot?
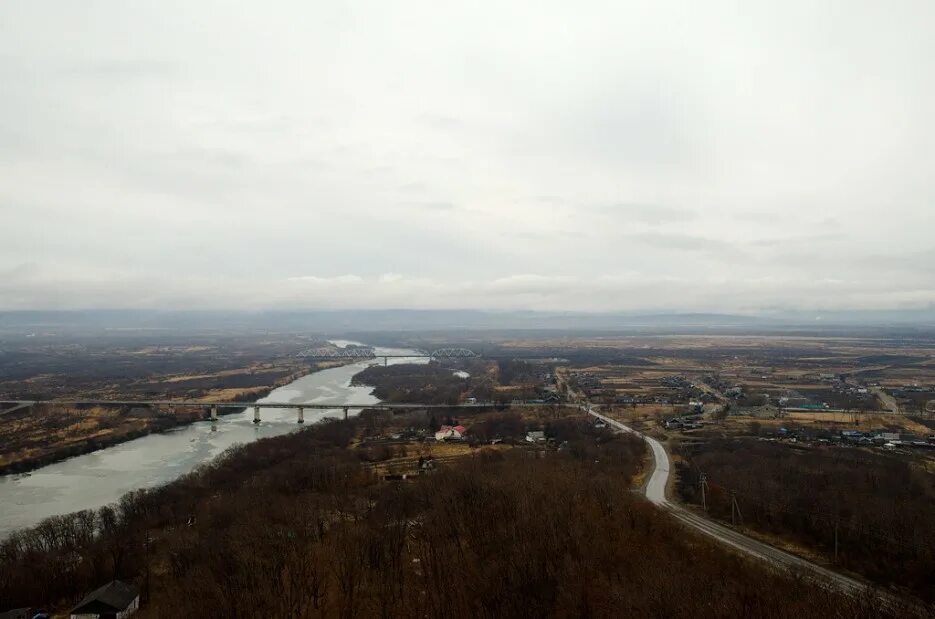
[2,308,935,336]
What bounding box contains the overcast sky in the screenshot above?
[1,1,933,313]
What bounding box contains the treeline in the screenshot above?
[2,414,914,617]
[358,408,576,446]
[352,363,470,404]
[483,345,659,367]
[497,359,539,385]
[676,438,935,603]
[0,333,311,399]
[0,420,358,612]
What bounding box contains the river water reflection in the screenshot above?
[0,345,421,538]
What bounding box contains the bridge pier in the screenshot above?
[384,356,388,367]
[297,407,304,424]
[253,405,261,424]
[210,405,218,422]
[343,407,348,420]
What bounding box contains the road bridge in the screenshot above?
[0,398,566,424]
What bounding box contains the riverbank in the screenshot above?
[2,410,900,619]
[0,347,421,538]
[0,364,325,476]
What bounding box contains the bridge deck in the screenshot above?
[0,399,563,410]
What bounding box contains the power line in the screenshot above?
[682,464,935,554]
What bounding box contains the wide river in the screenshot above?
[0,344,423,539]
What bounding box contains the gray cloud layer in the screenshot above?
[1,1,933,312]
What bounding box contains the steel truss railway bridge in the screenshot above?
[297,347,479,366]
[0,398,564,424]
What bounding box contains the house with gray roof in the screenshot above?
[69,580,139,619]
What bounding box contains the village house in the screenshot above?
[840,430,864,442]
[69,580,139,619]
[0,608,46,619]
[434,425,466,442]
[665,418,702,431]
[541,392,562,403]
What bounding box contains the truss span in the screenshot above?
[297,347,376,359]
[429,348,478,359]
[295,347,479,360]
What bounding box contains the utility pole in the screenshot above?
[700,473,708,512]
[834,521,839,564]
[730,491,742,526]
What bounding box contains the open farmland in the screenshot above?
[0,331,327,473]
[492,334,935,417]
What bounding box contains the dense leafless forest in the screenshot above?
[676,438,935,602]
[0,415,913,617]
[351,363,478,404]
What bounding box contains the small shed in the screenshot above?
[70,580,139,619]
[0,609,42,619]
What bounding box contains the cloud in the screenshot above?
[1,1,933,313]
[589,203,694,225]
[66,59,178,80]
[418,114,462,130]
[486,274,580,295]
[409,201,458,212]
[288,275,363,285]
[626,232,737,255]
[4,265,935,314]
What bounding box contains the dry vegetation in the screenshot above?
[0,333,324,473]
[0,405,201,473]
[495,334,935,413]
[5,332,935,614]
[675,437,935,603]
[0,413,911,618]
[351,362,482,404]
[484,334,935,605]
[714,410,931,435]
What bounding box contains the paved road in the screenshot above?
[872,387,901,414]
[0,402,34,417]
[586,407,911,606]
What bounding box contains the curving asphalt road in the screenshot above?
[585,407,915,608]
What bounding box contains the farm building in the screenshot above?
[0,609,46,619]
[69,580,139,619]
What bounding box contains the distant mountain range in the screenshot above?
[2,308,935,334]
